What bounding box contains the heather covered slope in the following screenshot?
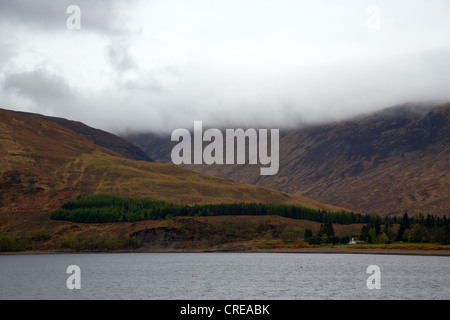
[126,102,450,216]
[4,108,154,163]
[0,109,346,212]
[0,109,346,238]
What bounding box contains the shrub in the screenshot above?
[31,228,51,242]
[0,233,26,251]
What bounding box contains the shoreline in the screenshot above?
[2,247,450,256]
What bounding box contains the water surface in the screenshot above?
[0,253,448,300]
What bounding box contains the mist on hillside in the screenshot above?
[1,1,450,134]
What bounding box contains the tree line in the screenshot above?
[302,213,450,245]
[50,194,372,224]
[50,194,450,244]
[359,212,450,245]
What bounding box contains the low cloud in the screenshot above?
[4,70,73,104]
[0,0,450,134]
[0,0,135,34]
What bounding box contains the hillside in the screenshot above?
[3,108,154,163]
[125,102,450,217]
[0,109,347,240]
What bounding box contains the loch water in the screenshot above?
[0,252,449,300]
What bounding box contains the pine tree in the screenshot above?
[396,212,410,241]
[304,228,313,240]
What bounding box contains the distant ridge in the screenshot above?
[125,102,450,216]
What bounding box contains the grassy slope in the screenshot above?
[0,109,347,244]
[130,103,450,216]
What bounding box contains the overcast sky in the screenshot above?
[1,0,450,133]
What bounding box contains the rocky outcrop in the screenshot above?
[130,227,183,243]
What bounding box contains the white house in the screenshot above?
[348,237,365,245]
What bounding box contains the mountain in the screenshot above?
[3,109,154,163]
[0,108,347,238]
[125,102,450,217]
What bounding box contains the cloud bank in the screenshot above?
[1,0,450,133]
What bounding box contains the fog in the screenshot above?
[1,0,450,134]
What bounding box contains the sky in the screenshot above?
[1,0,450,134]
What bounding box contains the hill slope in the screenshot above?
[0,109,345,218]
[126,102,450,216]
[3,108,154,163]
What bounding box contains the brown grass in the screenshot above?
[0,109,348,247]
